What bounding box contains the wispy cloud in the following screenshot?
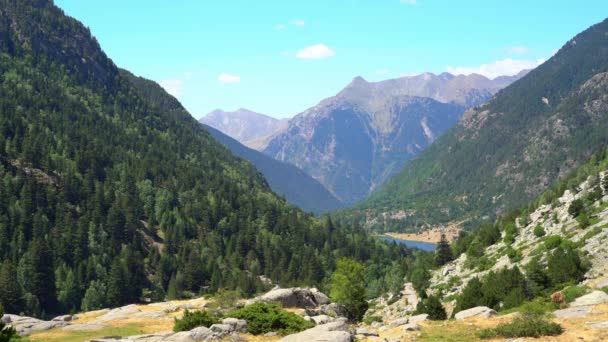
[218,73,241,84]
[275,24,286,30]
[400,0,417,4]
[290,19,305,27]
[296,44,335,60]
[446,58,545,79]
[506,45,528,54]
[160,79,183,98]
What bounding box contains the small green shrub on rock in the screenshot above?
[415,295,447,320]
[227,302,314,336]
[562,286,587,303]
[533,225,546,237]
[173,309,221,332]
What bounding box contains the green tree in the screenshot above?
[82,280,107,311]
[568,199,584,217]
[0,261,22,314]
[455,277,483,313]
[434,234,453,266]
[415,295,447,320]
[330,258,368,322]
[547,246,587,285]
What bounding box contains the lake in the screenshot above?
[379,235,437,252]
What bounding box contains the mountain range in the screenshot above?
[347,18,608,232]
[199,108,287,147]
[259,72,526,205]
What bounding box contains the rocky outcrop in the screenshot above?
[248,287,331,309]
[1,314,70,336]
[570,291,608,307]
[280,319,353,342]
[553,305,594,318]
[454,306,497,320]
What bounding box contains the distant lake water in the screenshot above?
[379,235,437,252]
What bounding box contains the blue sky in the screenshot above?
[55,0,607,119]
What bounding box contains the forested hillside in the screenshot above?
[0,0,409,318]
[348,18,608,232]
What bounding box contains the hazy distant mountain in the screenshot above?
[202,124,344,214]
[262,72,526,205]
[199,108,287,144]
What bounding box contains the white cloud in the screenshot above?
[296,44,335,59]
[446,58,545,79]
[506,46,528,54]
[275,24,286,30]
[400,0,417,4]
[160,79,183,98]
[290,19,305,27]
[218,73,241,84]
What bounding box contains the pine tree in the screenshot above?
[0,261,22,313]
[330,258,368,322]
[434,234,453,266]
[455,277,483,313]
[416,295,447,320]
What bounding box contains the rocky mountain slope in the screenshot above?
[199,108,287,146]
[261,72,524,205]
[349,18,608,232]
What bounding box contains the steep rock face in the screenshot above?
[262,73,523,205]
[351,18,608,232]
[199,108,287,145]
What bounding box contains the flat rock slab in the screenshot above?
[554,305,593,318]
[280,320,352,342]
[587,321,608,329]
[454,306,497,320]
[408,314,428,324]
[570,291,608,307]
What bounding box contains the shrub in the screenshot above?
[173,309,220,332]
[415,295,447,320]
[533,225,546,238]
[330,258,369,322]
[227,303,314,336]
[362,315,383,325]
[562,286,588,303]
[543,235,562,249]
[478,317,563,339]
[601,286,608,295]
[568,199,584,217]
[576,213,590,229]
[215,289,241,310]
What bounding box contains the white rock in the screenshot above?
[570,291,608,307]
[454,306,497,320]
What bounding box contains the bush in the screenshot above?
[601,286,608,294]
[568,199,584,217]
[173,309,220,332]
[478,317,563,339]
[533,225,546,237]
[544,235,562,249]
[415,295,447,320]
[562,286,588,303]
[362,315,383,325]
[576,213,590,229]
[227,303,314,336]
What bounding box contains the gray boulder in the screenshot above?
[355,327,378,336]
[402,323,421,331]
[454,306,497,320]
[389,318,409,327]
[570,291,608,307]
[280,320,353,342]
[408,313,428,324]
[52,314,73,322]
[554,305,593,318]
[222,317,247,332]
[252,287,330,309]
[311,315,334,325]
